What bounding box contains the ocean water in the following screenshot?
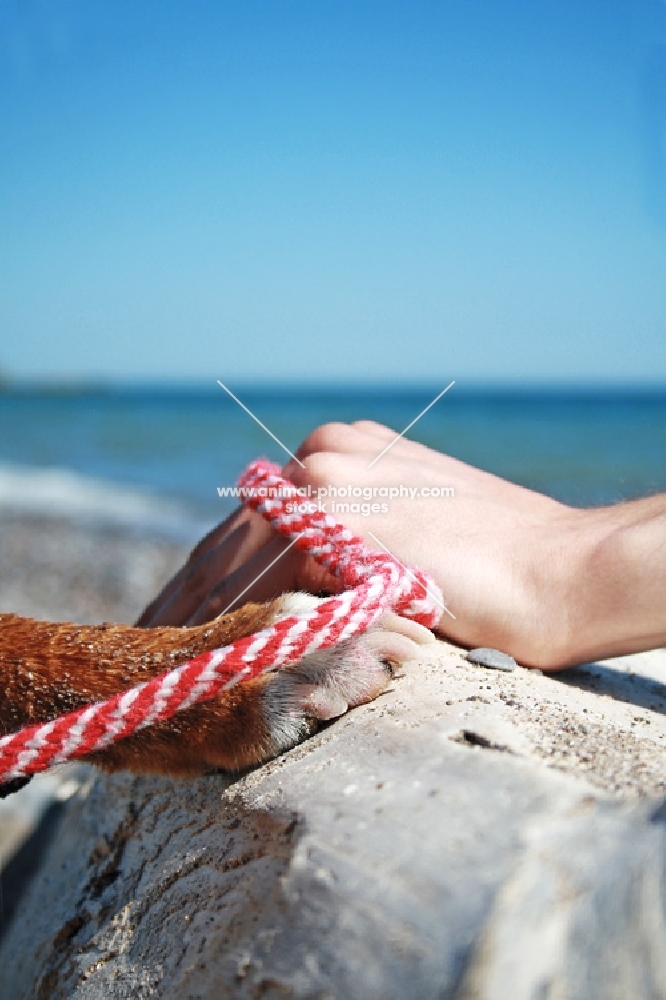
[0,383,664,529]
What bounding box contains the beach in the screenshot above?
[0,507,188,629]
[2,461,666,929]
[2,467,666,992]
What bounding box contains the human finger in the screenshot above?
[292,422,394,463]
[139,512,275,627]
[185,535,342,626]
[136,506,260,626]
[290,419,446,472]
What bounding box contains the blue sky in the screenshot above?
[1,0,665,380]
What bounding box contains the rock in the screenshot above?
[2,641,666,999]
[466,647,517,671]
[460,797,666,1000]
[449,715,533,757]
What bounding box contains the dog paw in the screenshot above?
[261,593,436,754]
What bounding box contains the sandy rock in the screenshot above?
[3,639,666,998]
[3,511,666,997]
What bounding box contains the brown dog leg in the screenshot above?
[0,595,435,778]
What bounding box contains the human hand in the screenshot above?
[138,421,583,666]
[138,420,666,670]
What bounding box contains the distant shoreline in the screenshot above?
[2,377,666,399]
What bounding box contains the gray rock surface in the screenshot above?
[3,510,666,998]
[2,638,666,999]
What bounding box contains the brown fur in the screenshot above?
[0,594,432,785]
[0,603,283,776]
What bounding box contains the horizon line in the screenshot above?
[2,374,666,395]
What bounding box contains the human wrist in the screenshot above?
[540,500,666,668]
[511,507,591,669]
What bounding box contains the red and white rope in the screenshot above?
[0,460,443,785]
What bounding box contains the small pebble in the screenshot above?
[466,647,517,672]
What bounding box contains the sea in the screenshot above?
[0,382,664,540]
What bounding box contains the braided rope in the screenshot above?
[0,460,443,784]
